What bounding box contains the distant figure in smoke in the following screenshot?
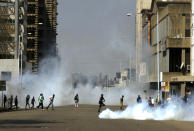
[37,93,44,110]
[120,95,124,110]
[151,98,155,107]
[3,95,7,108]
[14,96,18,110]
[10,95,13,109]
[98,94,105,112]
[47,94,55,110]
[74,94,79,108]
[7,98,11,109]
[137,95,142,104]
[25,95,30,109]
[31,96,36,109]
[148,97,152,107]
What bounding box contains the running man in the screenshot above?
[98,94,105,113]
[74,94,79,108]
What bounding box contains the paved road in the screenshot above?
[0,105,194,131]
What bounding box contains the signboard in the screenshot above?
[0,81,6,91]
[165,82,170,92]
[161,81,170,92]
[161,82,165,92]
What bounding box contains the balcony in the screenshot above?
[147,72,194,82]
[166,38,190,48]
[156,0,191,3]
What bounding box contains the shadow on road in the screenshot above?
[0,120,63,124]
[0,120,64,129]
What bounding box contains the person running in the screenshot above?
[14,96,18,110]
[37,93,44,110]
[74,94,79,108]
[98,94,105,113]
[25,95,30,109]
[31,96,36,109]
[47,94,55,110]
[137,95,142,104]
[3,95,7,108]
[120,95,124,110]
[10,95,13,109]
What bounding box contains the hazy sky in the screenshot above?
[57,0,136,76]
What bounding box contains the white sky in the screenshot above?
[57,0,136,76]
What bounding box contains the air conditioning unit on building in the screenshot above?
[187,65,190,71]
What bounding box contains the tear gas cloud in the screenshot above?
[99,97,194,121]
[5,57,150,107]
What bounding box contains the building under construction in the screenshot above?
[0,0,57,77]
[27,0,57,73]
[137,0,194,99]
[0,0,57,90]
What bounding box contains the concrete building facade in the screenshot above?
[137,0,194,99]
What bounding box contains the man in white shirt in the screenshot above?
[47,94,55,110]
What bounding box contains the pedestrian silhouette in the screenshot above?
[31,96,36,109]
[10,95,13,109]
[14,96,18,110]
[98,94,105,112]
[74,94,79,108]
[120,95,124,110]
[3,95,7,108]
[25,95,30,109]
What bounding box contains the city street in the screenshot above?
[0,105,194,131]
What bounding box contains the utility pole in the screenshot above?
[191,0,194,76]
[157,9,160,100]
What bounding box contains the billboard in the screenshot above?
[0,81,6,91]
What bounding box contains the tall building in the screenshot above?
[0,0,22,84]
[26,0,57,73]
[0,0,57,90]
[137,0,193,99]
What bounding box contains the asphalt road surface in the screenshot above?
[0,105,194,131]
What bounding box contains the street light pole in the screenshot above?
[126,13,132,86]
[19,35,22,89]
[19,33,30,89]
[157,10,160,100]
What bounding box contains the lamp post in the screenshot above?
[126,13,132,86]
[19,33,31,88]
[156,10,160,100]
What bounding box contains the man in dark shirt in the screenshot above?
[120,95,124,110]
[137,95,142,104]
[3,95,7,108]
[14,96,18,110]
[25,95,30,109]
[98,94,105,113]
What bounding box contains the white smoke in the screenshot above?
[99,98,194,121]
[4,57,151,108]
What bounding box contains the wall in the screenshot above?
[0,59,19,80]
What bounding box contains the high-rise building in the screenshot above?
[0,0,22,84]
[26,0,57,73]
[0,0,57,90]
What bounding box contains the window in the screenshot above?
[185,15,190,37]
[1,72,11,81]
[185,29,190,37]
[169,48,181,72]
